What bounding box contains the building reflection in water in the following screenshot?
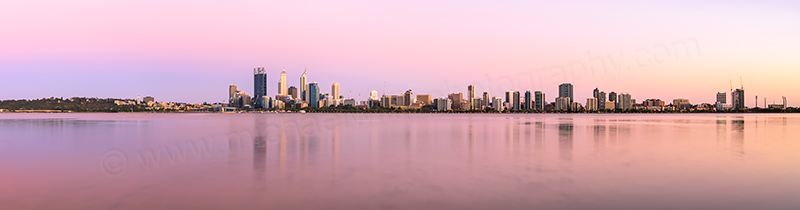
[253,116,268,190]
[593,119,606,153]
[731,117,745,154]
[558,118,574,162]
[535,121,545,151]
[716,116,727,151]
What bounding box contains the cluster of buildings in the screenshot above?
[225,68,788,112]
[227,68,356,111]
[114,96,208,111]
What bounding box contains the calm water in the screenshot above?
[1,113,799,209]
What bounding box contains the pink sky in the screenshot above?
[1,0,799,106]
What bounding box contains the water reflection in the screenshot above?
[731,117,745,155]
[558,118,574,162]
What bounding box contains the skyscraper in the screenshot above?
[279,69,288,96]
[505,91,520,110]
[609,91,617,105]
[598,91,606,110]
[308,82,320,108]
[300,69,307,101]
[404,90,413,106]
[254,67,267,108]
[534,91,545,110]
[593,88,600,99]
[370,90,379,101]
[229,84,238,104]
[468,85,475,109]
[732,89,745,109]
[586,97,598,111]
[524,91,532,110]
[332,82,340,99]
[559,83,573,103]
[448,93,463,110]
[716,92,726,104]
[619,93,632,110]
[482,92,489,109]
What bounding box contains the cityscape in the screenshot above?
[217,67,790,113]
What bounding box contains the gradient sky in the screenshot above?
[2,0,799,106]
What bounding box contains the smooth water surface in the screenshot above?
[1,113,799,209]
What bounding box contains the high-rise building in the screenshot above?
[380,95,390,108]
[524,91,532,110]
[559,83,573,103]
[279,69,288,96]
[586,97,598,111]
[370,90,379,101]
[437,97,452,111]
[732,89,745,109]
[332,82,340,99]
[300,69,307,101]
[308,82,320,108]
[254,68,267,108]
[619,93,632,110]
[505,91,520,110]
[784,96,788,108]
[229,84,238,104]
[593,88,600,99]
[448,93,463,110]
[468,85,475,109]
[404,90,413,106]
[288,86,298,99]
[598,91,606,110]
[534,91,545,110]
[716,92,727,104]
[482,92,490,109]
[609,91,617,107]
[492,97,503,111]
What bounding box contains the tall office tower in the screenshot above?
[370,90,379,101]
[300,70,307,101]
[254,68,268,108]
[505,91,520,110]
[512,91,521,110]
[229,84,238,104]
[482,92,490,109]
[609,91,617,104]
[492,97,503,111]
[593,88,600,99]
[332,82,340,99]
[524,91,532,110]
[716,92,726,104]
[618,93,632,110]
[732,89,745,109]
[534,91,545,110]
[586,97,598,111]
[404,89,413,106]
[288,86,298,99]
[436,97,452,111]
[559,83,574,103]
[598,91,607,110]
[308,82,320,108]
[448,93,463,110]
[468,85,475,109]
[278,69,288,96]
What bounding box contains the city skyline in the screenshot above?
[224,67,787,110]
[1,1,799,106]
